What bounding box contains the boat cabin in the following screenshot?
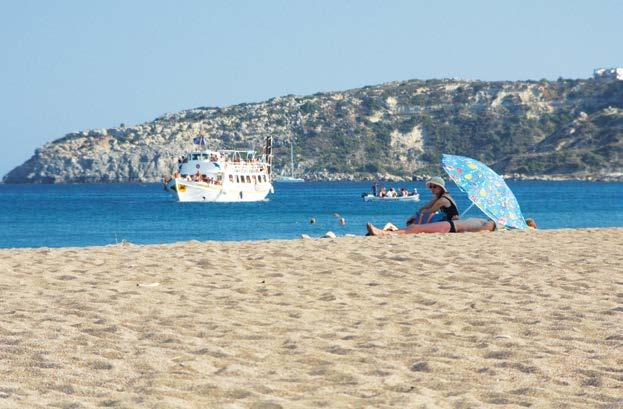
[175,149,269,181]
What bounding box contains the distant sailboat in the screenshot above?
[275,140,304,183]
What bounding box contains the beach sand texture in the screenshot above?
[0,229,622,408]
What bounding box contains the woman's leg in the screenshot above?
[367,221,451,236]
[405,221,452,233]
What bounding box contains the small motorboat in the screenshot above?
[362,193,420,202]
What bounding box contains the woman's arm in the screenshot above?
[424,197,449,214]
[407,197,447,225]
[418,197,438,212]
[407,198,437,224]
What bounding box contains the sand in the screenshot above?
[0,228,621,408]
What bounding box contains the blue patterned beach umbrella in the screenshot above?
[442,154,528,229]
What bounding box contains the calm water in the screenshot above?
[0,181,622,248]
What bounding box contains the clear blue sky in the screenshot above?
[1,0,621,177]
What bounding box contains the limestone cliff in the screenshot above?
[4,76,623,183]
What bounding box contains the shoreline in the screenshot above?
[0,226,621,251]
[1,228,621,407]
[2,175,623,185]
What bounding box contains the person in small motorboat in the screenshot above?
[406,176,459,225]
[367,217,496,236]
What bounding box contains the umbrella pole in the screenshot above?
[460,202,475,217]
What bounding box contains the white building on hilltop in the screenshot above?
[593,67,623,80]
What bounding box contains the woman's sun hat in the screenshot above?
[426,176,447,193]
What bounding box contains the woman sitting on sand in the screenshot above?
[406,177,459,225]
[367,218,496,236]
[367,217,537,236]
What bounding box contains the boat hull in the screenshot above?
[363,194,420,202]
[274,176,304,183]
[168,179,273,202]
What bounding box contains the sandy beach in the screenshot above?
[0,228,622,408]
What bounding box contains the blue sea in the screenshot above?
[0,181,622,248]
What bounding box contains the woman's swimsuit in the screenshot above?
[439,194,459,221]
[448,220,457,233]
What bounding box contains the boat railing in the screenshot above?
[222,162,268,173]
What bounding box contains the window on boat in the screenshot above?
[245,175,251,183]
[229,175,234,182]
[252,175,257,182]
[191,154,200,160]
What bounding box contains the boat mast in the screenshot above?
[290,141,295,178]
[264,135,273,175]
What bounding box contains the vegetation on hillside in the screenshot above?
[3,76,623,183]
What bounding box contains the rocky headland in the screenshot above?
[4,73,623,183]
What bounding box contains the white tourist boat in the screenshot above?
[163,136,274,202]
